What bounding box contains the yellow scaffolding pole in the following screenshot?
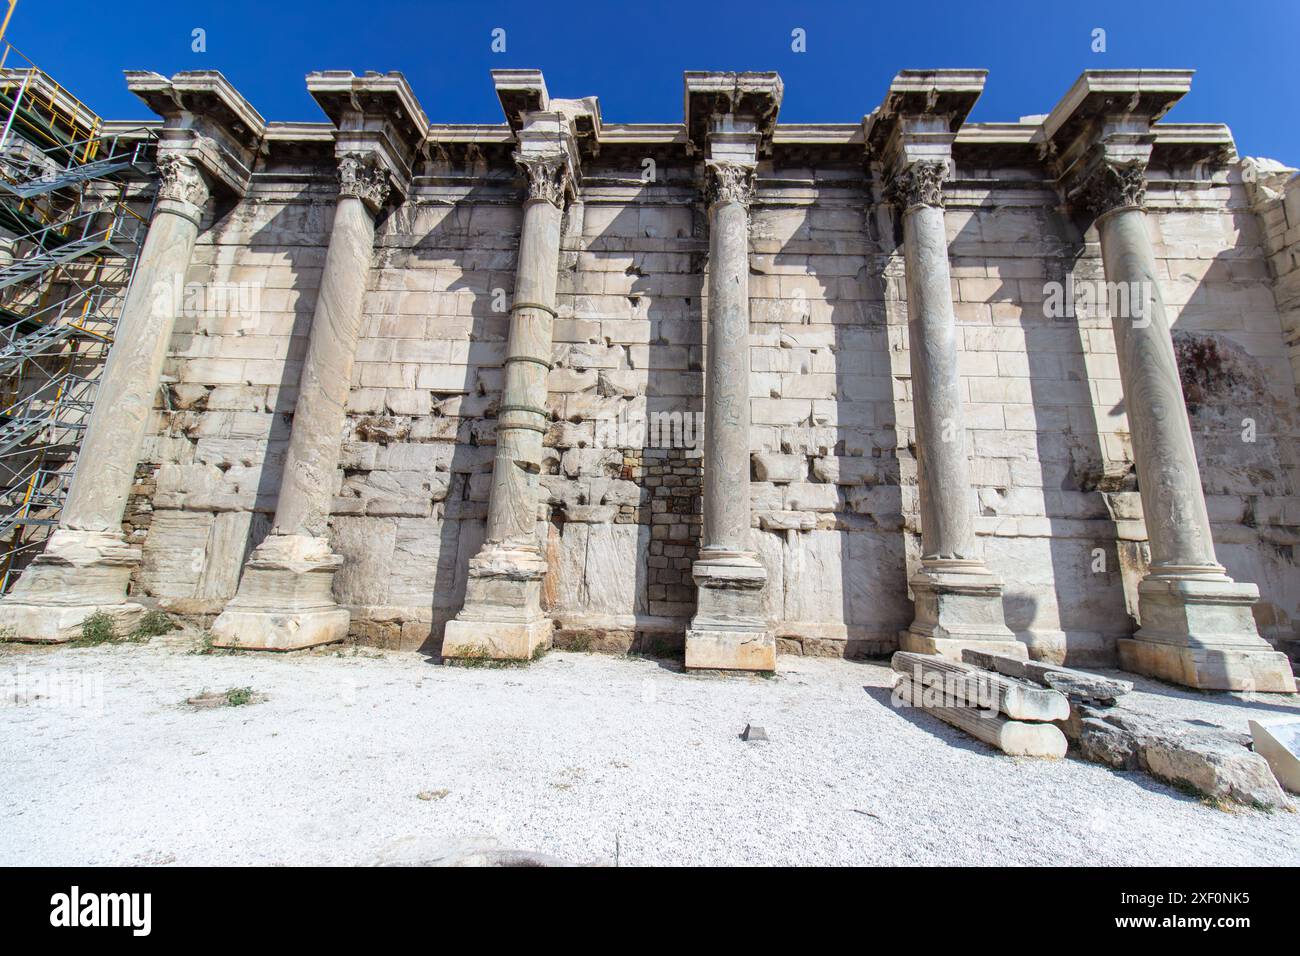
[0,2,17,48]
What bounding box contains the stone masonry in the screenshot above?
[2,66,1298,689]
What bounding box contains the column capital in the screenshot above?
[884,159,950,211]
[515,151,569,207]
[705,159,755,207]
[513,112,588,207]
[337,151,392,214]
[865,70,985,209]
[307,71,429,206]
[155,152,211,215]
[1041,70,1193,220]
[491,70,602,208]
[126,70,265,199]
[1070,152,1148,220]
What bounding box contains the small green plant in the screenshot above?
[185,685,261,708]
[74,611,118,646]
[567,633,594,653]
[443,643,538,669]
[444,644,494,668]
[189,631,245,656]
[131,610,176,641]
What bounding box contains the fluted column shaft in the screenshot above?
[484,192,562,547]
[1096,206,1219,574]
[702,193,753,554]
[442,150,569,661]
[1077,156,1293,690]
[901,199,976,561]
[273,191,376,537]
[684,159,772,672]
[890,159,1021,661]
[63,156,209,533]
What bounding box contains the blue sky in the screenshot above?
[11,0,1300,162]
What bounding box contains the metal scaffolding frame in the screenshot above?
[0,38,156,591]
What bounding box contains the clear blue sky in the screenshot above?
[10,0,1300,163]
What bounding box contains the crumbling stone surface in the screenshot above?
[962,649,1133,704]
[1076,707,1288,807]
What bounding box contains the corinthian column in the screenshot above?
[441,144,571,661]
[211,153,391,650]
[890,159,1023,661]
[0,154,212,641]
[864,71,1022,662]
[684,157,773,671]
[1077,155,1295,691]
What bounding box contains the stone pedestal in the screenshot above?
[1086,173,1294,692]
[684,156,772,672]
[0,157,209,642]
[208,533,349,651]
[1118,576,1294,692]
[443,546,552,660]
[212,161,387,651]
[890,161,1022,663]
[0,530,145,641]
[443,135,574,661]
[684,552,773,670]
[903,559,1029,661]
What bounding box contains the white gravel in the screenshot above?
[3,637,1299,866]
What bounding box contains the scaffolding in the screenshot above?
[0,36,156,591]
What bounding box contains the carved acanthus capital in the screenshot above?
[706,161,755,207]
[516,153,570,207]
[337,152,393,211]
[885,160,949,211]
[156,154,211,210]
[1073,157,1147,220]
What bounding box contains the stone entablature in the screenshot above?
[5,69,1297,691]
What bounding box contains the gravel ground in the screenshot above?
[3,636,1299,866]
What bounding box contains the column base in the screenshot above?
[0,601,148,644]
[1119,574,1296,692]
[684,628,776,671]
[441,544,553,661]
[685,550,773,672]
[210,606,351,652]
[902,559,1025,663]
[210,533,348,651]
[442,617,553,661]
[0,528,143,643]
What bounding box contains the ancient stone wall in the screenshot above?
[122,142,1300,665]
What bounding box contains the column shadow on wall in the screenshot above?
[409,187,510,659]
[559,194,701,661]
[950,208,1127,667]
[766,181,908,660]
[635,228,703,658]
[1175,230,1296,650]
[164,200,321,605]
[246,205,321,566]
[266,168,511,659]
